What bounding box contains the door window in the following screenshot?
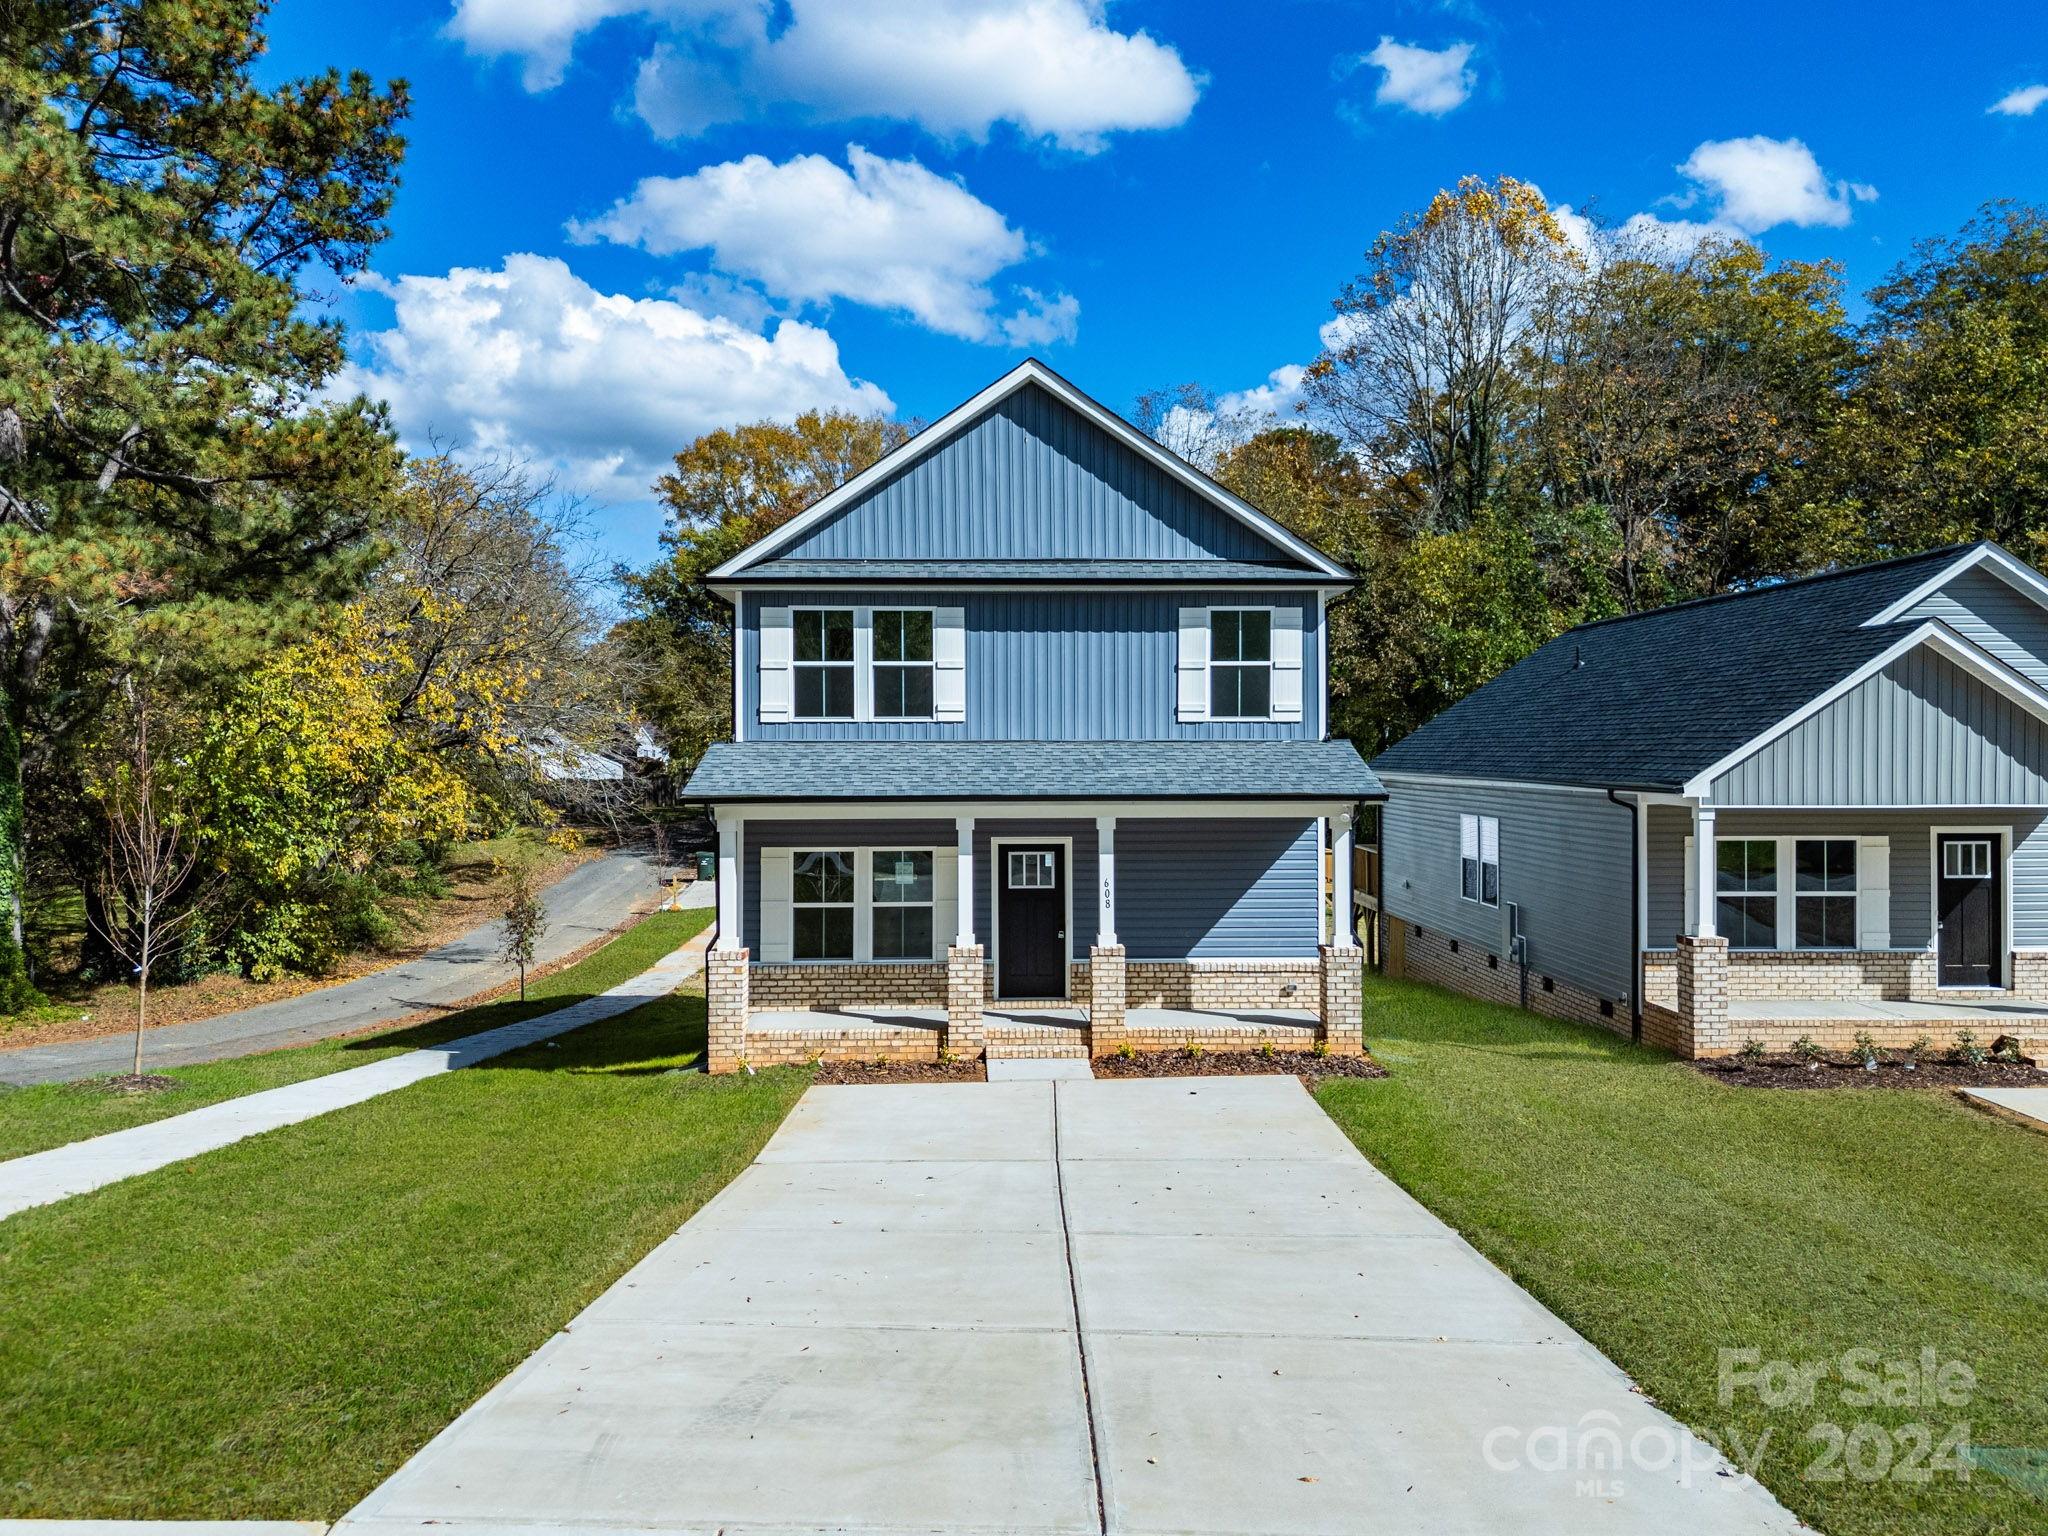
[1008,850,1056,888]
[1943,839,1992,880]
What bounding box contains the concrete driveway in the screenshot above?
[340,1076,1800,1536]
[0,849,664,1086]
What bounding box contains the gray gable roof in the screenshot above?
[1371,545,1985,791]
[685,740,1382,803]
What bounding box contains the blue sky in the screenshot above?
[263,1,2048,569]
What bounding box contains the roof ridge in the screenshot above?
[1565,543,1979,634]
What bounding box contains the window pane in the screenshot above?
[872,851,934,904]
[1462,858,1480,901]
[794,906,852,960]
[1720,895,1777,949]
[874,906,934,960]
[793,850,854,903]
[794,610,823,662]
[1239,609,1271,662]
[824,665,854,718]
[902,610,932,661]
[823,610,853,661]
[1210,610,1241,661]
[1717,840,1775,893]
[1481,861,1499,905]
[1210,666,1238,718]
[1796,839,1855,892]
[1238,665,1270,718]
[795,668,824,717]
[1797,895,1856,949]
[903,666,933,719]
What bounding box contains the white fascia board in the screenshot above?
[1681,621,2048,798]
[1372,771,1641,797]
[707,358,1351,582]
[1862,543,2048,626]
[707,798,1357,821]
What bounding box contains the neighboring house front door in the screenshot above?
[998,844,1066,998]
[1936,834,2001,988]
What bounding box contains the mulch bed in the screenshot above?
[86,1073,182,1095]
[1092,1049,1390,1084]
[812,1058,988,1084]
[1693,1055,2043,1090]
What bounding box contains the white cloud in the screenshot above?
[1674,135,1875,233]
[1990,83,2048,117]
[453,0,1203,150]
[1360,37,1475,117]
[335,253,891,507]
[1218,363,1307,419]
[569,146,1075,344]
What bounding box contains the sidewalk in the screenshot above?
[0,850,667,1087]
[0,929,711,1222]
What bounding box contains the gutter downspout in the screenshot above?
[1607,789,1642,1043]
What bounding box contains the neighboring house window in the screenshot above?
[872,609,935,720]
[1209,609,1272,719]
[1794,838,1857,950]
[1459,814,1499,906]
[794,610,855,719]
[792,850,855,959]
[872,849,935,959]
[1715,839,1778,949]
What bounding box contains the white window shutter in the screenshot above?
[934,607,967,722]
[933,848,959,959]
[1858,836,1890,949]
[1270,606,1304,721]
[759,607,793,723]
[1683,835,1697,935]
[1177,607,1210,722]
[759,847,793,962]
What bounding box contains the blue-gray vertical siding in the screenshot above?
[1116,818,1319,958]
[1902,564,2048,690]
[1380,776,1634,1004]
[1710,647,2048,805]
[1645,804,2048,949]
[739,589,1320,741]
[778,383,1287,562]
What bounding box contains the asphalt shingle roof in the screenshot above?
[726,559,1336,585]
[1370,545,1976,791]
[683,739,1383,802]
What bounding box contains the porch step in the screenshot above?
[984,1042,1093,1061]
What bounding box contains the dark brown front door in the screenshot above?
[1937,834,2001,988]
[997,844,1066,998]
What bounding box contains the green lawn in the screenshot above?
[0,964,808,1519]
[0,908,713,1161]
[1320,973,2048,1536]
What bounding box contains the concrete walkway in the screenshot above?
[339,1076,1799,1536]
[0,931,710,1222]
[1960,1083,2048,1132]
[0,849,668,1087]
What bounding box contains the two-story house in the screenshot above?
[681,360,1383,1072]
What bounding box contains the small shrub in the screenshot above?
[1902,1034,1931,1069]
[1116,1039,1135,1060]
[1183,1040,1205,1058]
[1853,1031,1880,1070]
[1258,1041,1276,1060]
[1794,1034,1824,1065]
[1312,1038,1330,1058]
[1991,1035,2025,1064]
[1737,1038,1767,1067]
[1953,1029,1987,1066]
[805,1050,825,1069]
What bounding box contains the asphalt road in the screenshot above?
[0,849,665,1088]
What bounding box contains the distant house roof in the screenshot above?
[724,559,1339,586]
[1371,544,2029,792]
[707,358,1351,583]
[683,739,1383,803]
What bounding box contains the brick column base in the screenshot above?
[946,945,986,1059]
[1318,944,1364,1055]
[1089,945,1127,1057]
[1675,934,1730,1058]
[707,947,750,1074]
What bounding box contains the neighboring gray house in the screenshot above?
[682,360,1382,1072]
[1373,542,2048,1058]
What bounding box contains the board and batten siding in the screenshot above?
[1646,805,2048,950]
[740,589,1320,741]
[1900,563,2048,691]
[1710,646,2048,806]
[1115,817,1319,959]
[777,383,1286,563]
[1380,776,1634,1005]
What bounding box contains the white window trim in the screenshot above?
[1709,834,1867,952]
[869,606,938,723]
[1458,813,1499,909]
[790,606,858,723]
[1927,824,2013,989]
[781,844,946,964]
[1207,605,1278,722]
[989,835,1075,1001]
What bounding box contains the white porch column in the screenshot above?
[1095,814,1118,948]
[714,814,744,951]
[954,815,977,947]
[1691,803,1717,939]
[1332,809,1357,948]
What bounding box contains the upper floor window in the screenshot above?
[794,609,855,719]
[1460,813,1499,906]
[1209,609,1272,719]
[873,609,935,720]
